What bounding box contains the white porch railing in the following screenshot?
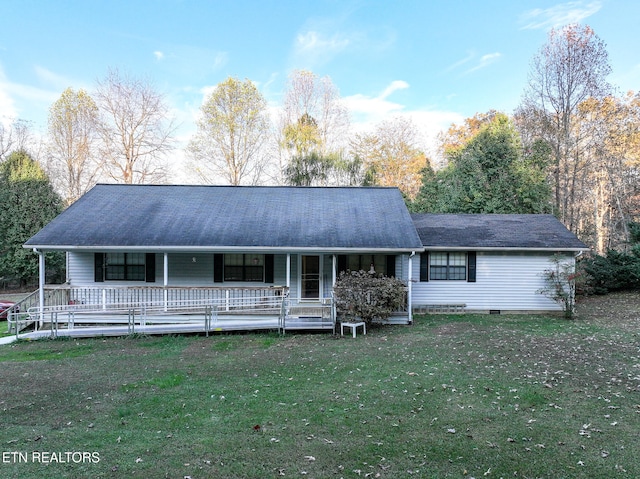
[64,285,289,311]
[7,284,410,338]
[7,286,340,338]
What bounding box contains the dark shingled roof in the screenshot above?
[25,184,423,252]
[411,213,588,251]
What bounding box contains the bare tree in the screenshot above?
[95,69,176,184]
[276,70,350,183]
[516,24,611,231]
[188,77,270,185]
[0,119,35,162]
[47,87,101,205]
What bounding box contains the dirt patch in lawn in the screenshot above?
[576,291,640,331]
[431,321,477,336]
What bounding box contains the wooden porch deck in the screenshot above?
[8,299,336,340]
[10,314,334,341]
[5,285,410,341]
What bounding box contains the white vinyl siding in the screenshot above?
[67,252,97,286]
[168,254,214,286]
[412,251,574,312]
[68,252,289,287]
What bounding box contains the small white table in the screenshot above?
[341,321,366,338]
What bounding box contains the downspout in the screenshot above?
[34,248,45,328]
[408,251,415,324]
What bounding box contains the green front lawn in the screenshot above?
[0,293,638,478]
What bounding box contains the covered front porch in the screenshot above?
[9,285,336,337]
[12,263,412,338]
[21,185,423,338]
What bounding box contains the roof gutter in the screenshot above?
[23,244,425,254]
[422,246,590,252]
[24,244,591,254]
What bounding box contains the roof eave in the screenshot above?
[24,244,423,254]
[423,246,590,252]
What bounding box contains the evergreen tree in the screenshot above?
[411,113,552,214]
[0,150,64,287]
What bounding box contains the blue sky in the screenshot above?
[0,0,638,156]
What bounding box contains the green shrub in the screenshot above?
[582,249,640,294]
[332,270,407,325]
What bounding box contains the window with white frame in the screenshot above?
[430,252,467,280]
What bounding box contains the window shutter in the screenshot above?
[94,253,104,283]
[213,254,224,283]
[145,253,156,283]
[467,252,477,282]
[420,253,429,282]
[337,255,347,275]
[264,254,274,283]
[213,254,223,283]
[386,255,396,277]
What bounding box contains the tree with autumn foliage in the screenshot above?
[277,70,351,186]
[350,116,428,199]
[47,87,101,206]
[188,77,270,185]
[572,93,640,252]
[516,24,612,232]
[436,110,501,165]
[411,112,552,214]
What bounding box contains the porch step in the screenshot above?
[283,315,334,331]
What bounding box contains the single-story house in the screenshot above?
[21,184,588,334]
[410,213,588,313]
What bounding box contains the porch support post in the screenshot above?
[408,252,415,324]
[286,254,291,289]
[332,255,336,286]
[163,253,169,311]
[36,249,45,327]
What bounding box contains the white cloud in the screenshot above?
[0,65,18,127]
[292,30,351,67]
[403,109,465,158]
[464,52,502,75]
[379,80,409,99]
[444,51,502,76]
[296,30,350,53]
[444,51,475,73]
[0,64,63,128]
[33,65,75,91]
[154,46,228,80]
[519,1,602,30]
[342,81,463,157]
[343,82,407,125]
